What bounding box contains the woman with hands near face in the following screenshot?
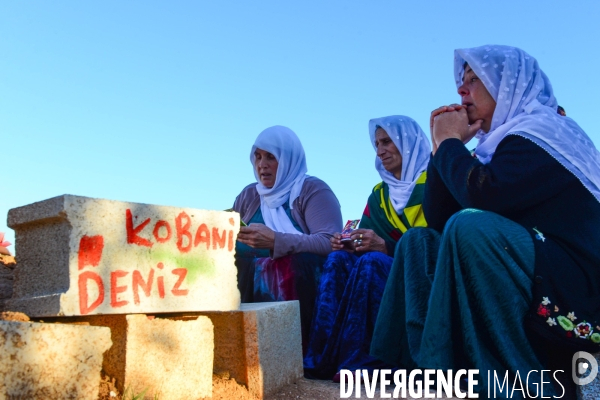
[372,46,600,399]
[232,125,342,351]
[304,116,430,381]
[428,63,493,154]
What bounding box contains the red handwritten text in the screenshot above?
[125,209,236,253]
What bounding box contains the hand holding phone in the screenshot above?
[340,219,360,242]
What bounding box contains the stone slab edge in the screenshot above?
[5,294,63,316]
[7,195,68,228]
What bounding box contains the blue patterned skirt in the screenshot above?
[304,250,393,379]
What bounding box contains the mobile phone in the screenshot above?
[340,219,360,242]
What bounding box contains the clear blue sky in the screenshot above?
[1,1,598,251]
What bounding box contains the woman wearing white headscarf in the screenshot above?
[371,45,600,398]
[304,116,430,380]
[232,125,342,349]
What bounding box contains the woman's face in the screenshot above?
[457,63,497,132]
[254,148,278,188]
[375,128,402,179]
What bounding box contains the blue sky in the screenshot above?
[1,1,598,251]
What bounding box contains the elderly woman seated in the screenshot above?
[371,45,600,398]
[232,125,342,349]
[304,116,430,380]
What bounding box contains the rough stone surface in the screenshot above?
[243,302,304,398]
[0,311,30,322]
[125,314,214,399]
[7,194,241,317]
[47,314,130,390]
[45,313,214,399]
[579,352,600,400]
[0,320,111,399]
[0,256,16,312]
[178,301,304,399]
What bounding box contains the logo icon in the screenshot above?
[572,351,598,385]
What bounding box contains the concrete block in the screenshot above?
[124,314,214,399]
[578,352,600,400]
[6,194,240,317]
[240,302,304,398]
[0,320,111,399]
[0,279,13,311]
[0,256,15,312]
[45,313,214,399]
[171,301,303,399]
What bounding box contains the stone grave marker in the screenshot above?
[0,320,112,399]
[5,194,241,317]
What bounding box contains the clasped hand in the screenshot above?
[237,223,275,250]
[430,104,482,154]
[330,228,386,254]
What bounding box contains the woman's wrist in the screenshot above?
[375,236,388,254]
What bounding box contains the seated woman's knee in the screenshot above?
[356,251,389,269]
[397,227,437,253]
[323,250,354,271]
[444,208,497,239]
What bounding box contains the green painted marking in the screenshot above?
[150,249,217,283]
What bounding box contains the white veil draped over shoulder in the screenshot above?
[251,125,307,234]
[455,45,600,203]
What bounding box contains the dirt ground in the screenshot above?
[265,378,343,400]
[1,311,462,400]
[265,377,462,400]
[101,372,468,400]
[99,375,413,400]
[2,309,462,400]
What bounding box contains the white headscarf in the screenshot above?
[251,125,307,234]
[368,116,431,213]
[455,45,600,202]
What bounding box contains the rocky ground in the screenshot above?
[2,257,461,400]
[265,378,343,399]
[1,308,460,400]
[97,374,463,399]
[266,377,461,399]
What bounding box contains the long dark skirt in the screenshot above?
[371,209,561,398]
[304,250,392,379]
[235,251,325,353]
